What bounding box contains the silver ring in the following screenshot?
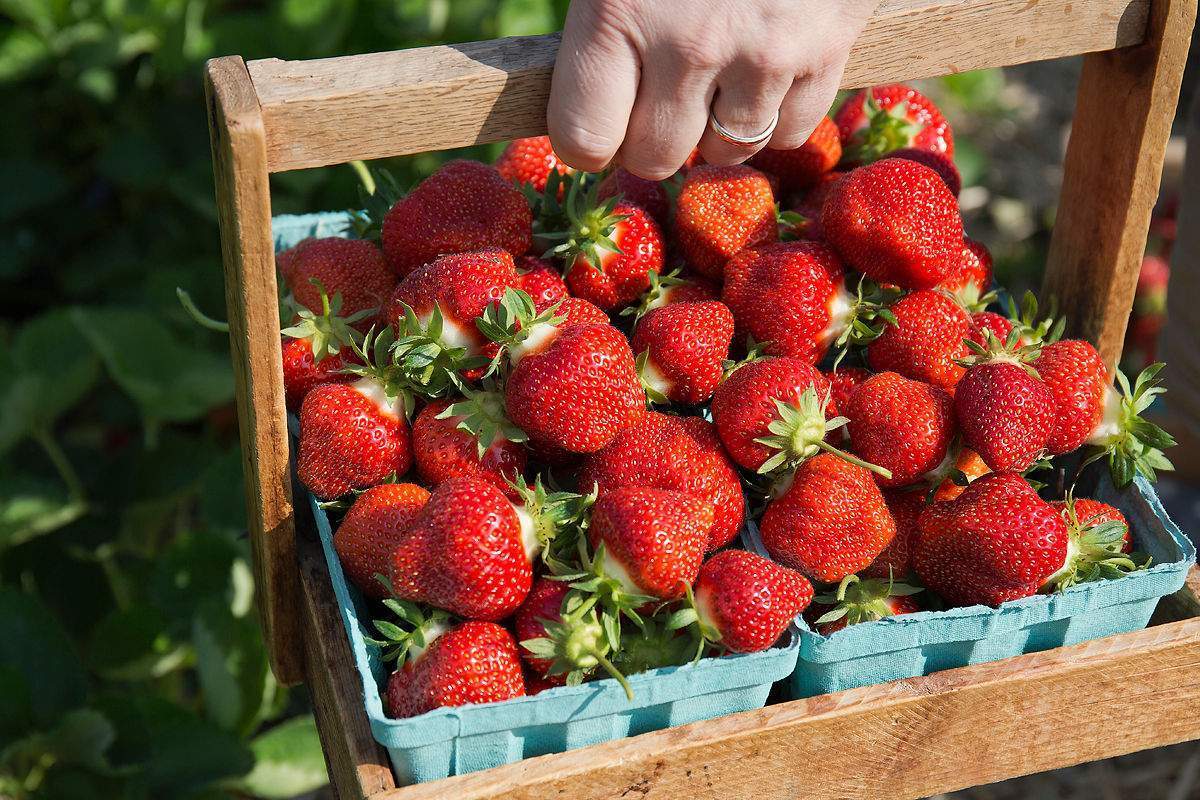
[708,109,780,147]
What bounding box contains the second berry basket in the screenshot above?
[279,212,800,785]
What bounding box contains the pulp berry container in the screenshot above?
[278,213,800,785]
[744,475,1195,698]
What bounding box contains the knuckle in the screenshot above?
[667,28,725,73]
[549,120,620,171]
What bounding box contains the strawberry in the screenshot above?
[386,620,525,718]
[597,168,670,227]
[880,148,961,196]
[587,486,712,601]
[624,270,720,322]
[954,336,1056,472]
[632,300,734,405]
[914,473,1067,607]
[280,284,374,410]
[514,579,571,687]
[1126,254,1169,365]
[835,84,954,163]
[480,290,646,454]
[760,453,896,582]
[846,372,955,488]
[822,159,963,289]
[277,237,394,323]
[807,574,922,634]
[579,413,745,551]
[683,550,813,653]
[824,367,872,413]
[721,241,853,364]
[862,488,924,579]
[674,164,777,280]
[495,136,571,193]
[929,443,991,502]
[968,311,1014,347]
[785,170,845,241]
[381,160,532,277]
[1032,340,1174,485]
[748,116,842,194]
[1046,496,1136,589]
[282,336,353,411]
[516,256,570,312]
[411,397,527,494]
[334,483,430,600]
[867,289,974,391]
[546,177,665,310]
[937,238,993,309]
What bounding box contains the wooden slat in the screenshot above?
[300,537,397,799]
[1042,0,1196,369]
[205,56,304,684]
[380,615,1200,800]
[248,0,1150,172]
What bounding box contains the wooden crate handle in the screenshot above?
[206,0,1191,685]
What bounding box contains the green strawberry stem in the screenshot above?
[176,287,230,333]
[813,439,892,479]
[592,651,633,700]
[621,269,693,322]
[754,388,893,479]
[1043,495,1149,591]
[475,288,566,364]
[282,279,374,360]
[812,573,922,627]
[364,599,451,666]
[543,172,628,271]
[828,277,900,370]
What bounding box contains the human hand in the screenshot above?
[547,0,879,179]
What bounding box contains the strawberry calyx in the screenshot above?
[342,326,418,418]
[621,269,694,322]
[614,612,697,675]
[811,573,923,629]
[635,350,671,406]
[843,95,922,165]
[1042,494,1149,591]
[555,538,658,634]
[439,383,528,459]
[281,279,373,360]
[519,588,633,698]
[541,173,630,273]
[1004,290,1065,347]
[526,169,591,251]
[475,288,567,366]
[827,277,902,368]
[511,476,593,566]
[955,324,1044,376]
[391,302,493,392]
[754,387,894,479]
[1079,362,1176,488]
[365,599,452,666]
[346,164,405,242]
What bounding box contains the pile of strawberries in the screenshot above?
[277,84,1175,719]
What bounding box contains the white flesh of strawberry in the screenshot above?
[599,547,642,596]
[510,321,560,366]
[421,303,477,352]
[694,586,721,637]
[407,619,448,663]
[1086,384,1123,446]
[513,504,540,562]
[1041,534,1081,590]
[820,282,856,347]
[641,357,673,398]
[352,378,404,420]
[921,447,956,484]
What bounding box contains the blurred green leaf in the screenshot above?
[0,589,87,729]
[0,475,86,551]
[0,159,70,221]
[0,26,50,82]
[496,0,556,36]
[150,532,247,635]
[43,708,117,773]
[87,605,188,681]
[230,715,328,799]
[193,601,270,734]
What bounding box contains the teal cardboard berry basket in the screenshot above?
[744,474,1194,698]
[276,213,799,784]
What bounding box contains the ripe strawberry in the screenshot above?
[514,578,572,688]
[1126,254,1169,364]
[1044,497,1141,591]
[929,443,991,502]
[282,337,352,411]
[914,473,1067,607]
[579,413,745,551]
[822,159,963,289]
[588,486,713,601]
[624,270,720,322]
[334,483,430,600]
[516,256,570,312]
[835,84,954,163]
[969,311,1014,347]
[785,170,846,241]
[721,241,853,363]
[880,148,961,196]
[632,300,734,404]
[381,160,532,277]
[954,337,1056,472]
[686,550,813,653]
[674,164,777,280]
[411,398,527,494]
[867,289,974,391]
[846,372,955,488]
[280,284,374,410]
[806,574,922,635]
[389,477,535,620]
[937,238,993,309]
[862,488,924,579]
[749,116,842,194]
[277,237,394,322]
[481,290,646,454]
[547,178,665,310]
[495,136,571,193]
[824,367,872,413]
[386,621,525,718]
[761,453,896,582]
[597,168,670,226]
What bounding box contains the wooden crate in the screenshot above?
[205,0,1199,795]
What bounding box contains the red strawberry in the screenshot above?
[389,477,535,620]
[824,367,872,413]
[867,289,974,391]
[588,486,712,601]
[689,550,813,653]
[969,311,1014,347]
[386,621,525,718]
[835,84,954,163]
[513,578,572,687]
[862,488,924,579]
[806,574,922,635]
[880,148,961,196]
[938,238,993,309]
[721,241,852,363]
[674,164,777,280]
[277,237,394,322]
[749,116,842,194]
[632,300,734,404]
[579,413,745,551]
[495,136,571,193]
[1043,494,1142,590]
[334,483,430,600]
[411,398,527,494]
[381,160,532,277]
[846,372,955,488]
[760,453,896,582]
[297,378,412,500]
[282,338,352,412]
[822,159,963,289]
[280,284,374,410]
[785,170,846,240]
[1053,496,1132,556]
[516,256,570,312]
[625,270,720,322]
[930,444,991,502]
[597,168,670,226]
[914,473,1067,607]
[550,179,665,310]
[1126,254,1169,364]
